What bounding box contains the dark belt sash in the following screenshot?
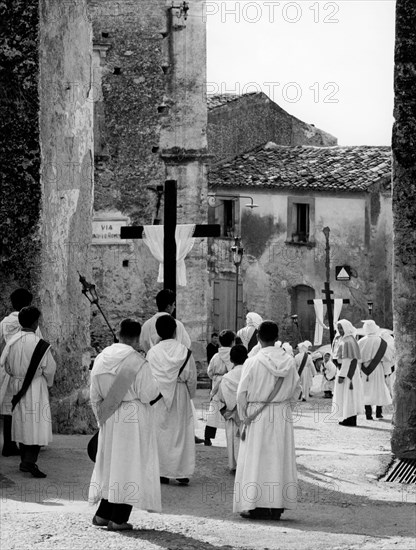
[298,353,308,377]
[11,339,51,411]
[361,339,387,381]
[247,329,258,352]
[346,358,358,390]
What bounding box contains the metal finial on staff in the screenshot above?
[78,272,118,343]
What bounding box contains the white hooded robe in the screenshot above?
[358,334,392,406]
[147,339,197,478]
[88,343,161,510]
[233,346,301,513]
[217,364,244,471]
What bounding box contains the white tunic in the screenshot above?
[205,347,233,430]
[89,344,161,510]
[295,352,316,400]
[321,359,337,392]
[358,335,392,406]
[0,331,55,445]
[147,339,197,478]
[140,312,191,354]
[333,348,364,420]
[0,313,42,415]
[218,364,244,471]
[233,346,301,513]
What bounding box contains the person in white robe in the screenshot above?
[234,320,301,520]
[321,352,337,398]
[379,329,396,397]
[89,319,161,531]
[295,341,316,401]
[139,289,203,444]
[0,307,55,478]
[139,289,191,353]
[333,319,364,426]
[237,312,263,352]
[358,320,392,420]
[146,315,197,484]
[0,288,38,457]
[204,329,235,445]
[216,345,248,472]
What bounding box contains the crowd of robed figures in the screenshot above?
[0,289,395,530]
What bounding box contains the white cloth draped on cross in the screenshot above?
[142,224,196,286]
[313,298,343,345]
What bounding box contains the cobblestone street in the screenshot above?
[1,390,415,550]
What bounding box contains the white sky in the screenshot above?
[205,0,396,146]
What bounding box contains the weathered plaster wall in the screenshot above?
[39,0,94,433]
[0,1,94,432]
[209,187,388,345]
[367,180,393,328]
[88,0,166,224]
[391,0,416,458]
[208,93,337,165]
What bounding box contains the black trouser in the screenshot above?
[2,415,17,448]
[204,426,217,440]
[20,443,40,464]
[96,498,132,524]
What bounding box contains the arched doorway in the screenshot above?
[291,285,315,343]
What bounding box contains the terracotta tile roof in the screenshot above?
[209,143,392,192]
[207,93,262,110]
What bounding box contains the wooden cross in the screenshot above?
[307,227,349,343]
[120,180,220,316]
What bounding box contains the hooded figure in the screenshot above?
[88,319,161,530]
[358,320,392,419]
[146,315,197,483]
[333,319,364,426]
[237,312,263,352]
[295,341,316,401]
[234,321,301,520]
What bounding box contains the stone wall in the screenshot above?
[208,93,337,165]
[0,1,94,433]
[391,0,416,459]
[208,187,391,346]
[88,0,166,224]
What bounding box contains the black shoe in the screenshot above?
[240,508,270,519]
[176,478,189,485]
[160,477,169,484]
[2,443,21,457]
[376,406,383,419]
[194,436,204,444]
[19,462,47,478]
[270,508,284,520]
[92,515,109,527]
[204,439,212,446]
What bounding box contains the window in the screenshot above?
[208,198,237,238]
[287,197,315,243]
[223,200,235,237]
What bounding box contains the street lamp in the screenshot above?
[231,237,244,332]
[78,272,118,343]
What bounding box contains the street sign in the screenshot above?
[336,265,351,281]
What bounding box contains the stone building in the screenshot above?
[0,1,94,431]
[86,4,340,364]
[207,92,337,165]
[208,143,393,345]
[88,0,211,371]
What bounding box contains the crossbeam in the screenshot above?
[120,179,220,316]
